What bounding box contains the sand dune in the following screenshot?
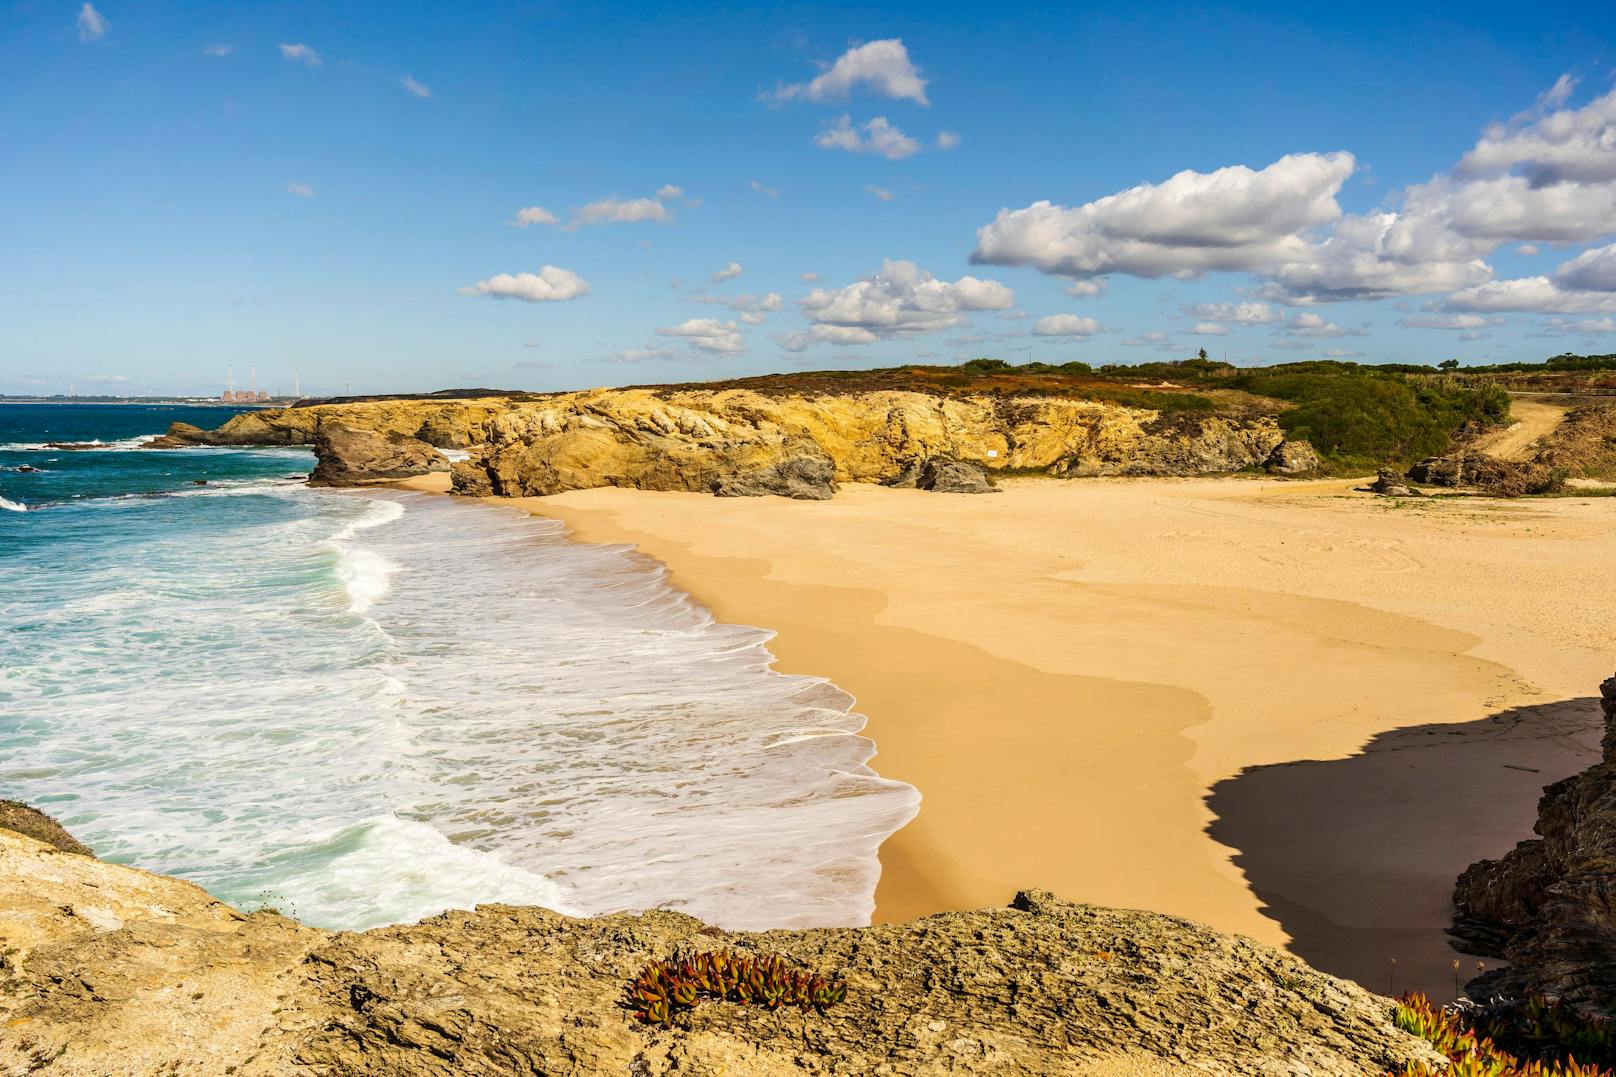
[397,473,1615,999]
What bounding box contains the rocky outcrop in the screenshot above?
[146,388,1287,500]
[1264,439,1322,476]
[1368,469,1419,496]
[0,801,92,856]
[0,827,1442,1075]
[885,457,1000,493]
[307,423,449,487]
[1408,450,1564,496]
[1452,674,1616,1017]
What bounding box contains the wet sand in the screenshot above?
[399,472,1613,998]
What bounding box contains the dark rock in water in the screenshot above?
[14,465,39,473]
[883,457,1000,493]
[1452,674,1616,1017]
[1264,439,1323,476]
[0,800,93,856]
[192,479,209,485]
[41,441,103,451]
[307,423,450,488]
[712,437,838,500]
[142,422,218,449]
[1367,468,1418,497]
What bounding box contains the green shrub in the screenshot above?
[1391,992,1615,1076]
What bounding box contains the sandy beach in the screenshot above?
[402,472,1612,998]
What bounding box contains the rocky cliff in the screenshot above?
[1452,673,1616,1016]
[0,825,1440,1076]
[148,388,1295,499]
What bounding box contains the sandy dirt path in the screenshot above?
[1474,397,1570,460]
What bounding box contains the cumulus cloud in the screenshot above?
[972,79,1616,309]
[1182,301,1277,325]
[1191,322,1231,335]
[750,179,780,198]
[815,115,921,159]
[279,43,321,66]
[937,130,961,150]
[711,261,743,283]
[403,75,431,98]
[1282,312,1360,337]
[510,206,558,227]
[202,43,233,57]
[1441,241,1616,314]
[285,180,314,198]
[1518,244,1541,256]
[866,184,895,202]
[657,318,745,354]
[796,259,1015,345]
[1546,316,1616,334]
[1122,331,1172,347]
[1031,314,1104,337]
[459,265,591,303]
[768,39,928,106]
[1398,313,1504,330]
[76,3,108,42]
[1063,278,1108,298]
[776,325,880,351]
[973,152,1356,280]
[511,187,691,230]
[693,291,782,319]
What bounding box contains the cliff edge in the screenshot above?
[0,827,1440,1076]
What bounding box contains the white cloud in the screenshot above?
[1557,242,1616,291]
[776,325,880,351]
[866,184,895,202]
[403,75,431,98]
[1123,331,1171,347]
[936,130,961,150]
[656,184,688,202]
[1031,314,1104,337]
[202,43,233,58]
[1457,78,1616,185]
[798,259,1015,343]
[1459,331,1489,342]
[693,291,782,318]
[1282,311,1359,337]
[459,265,591,303]
[800,271,820,282]
[1546,316,1616,334]
[711,261,743,283]
[285,180,314,198]
[574,196,670,227]
[1063,278,1108,298]
[510,206,558,227]
[1323,347,1365,358]
[1398,313,1503,330]
[1191,322,1231,335]
[1182,301,1277,325]
[768,39,929,106]
[604,346,678,363]
[750,179,780,198]
[973,152,1356,280]
[815,115,920,159]
[1518,244,1541,256]
[76,3,108,42]
[657,318,745,354]
[279,43,321,66]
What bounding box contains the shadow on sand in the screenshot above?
[1207,697,1603,1001]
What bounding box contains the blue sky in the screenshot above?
[2,1,1615,397]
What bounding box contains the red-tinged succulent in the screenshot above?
[624,949,846,1028]
[1389,992,1616,1077]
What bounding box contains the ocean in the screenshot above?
[0,403,918,930]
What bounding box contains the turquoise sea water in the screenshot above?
[0,404,917,930]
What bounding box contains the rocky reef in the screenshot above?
[306,423,449,488]
[1452,672,1616,1017]
[0,824,1442,1076]
[147,387,1294,500]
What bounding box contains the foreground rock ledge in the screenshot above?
[0,831,1436,1076]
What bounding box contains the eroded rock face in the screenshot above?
[1408,451,1563,497]
[307,423,449,487]
[1264,439,1322,476]
[1452,674,1616,1016]
[885,458,1000,493]
[0,828,1441,1076]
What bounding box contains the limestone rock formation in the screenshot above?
[0,826,1442,1076]
[1408,450,1563,496]
[307,423,449,487]
[1264,439,1322,476]
[711,436,838,500]
[1452,673,1616,1017]
[0,800,92,856]
[885,457,1000,493]
[1368,469,1418,497]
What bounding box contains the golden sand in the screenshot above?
[397,471,1612,998]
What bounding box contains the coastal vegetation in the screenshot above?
[625,950,846,1027]
[1393,992,1616,1076]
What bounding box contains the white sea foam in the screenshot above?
[0,496,26,512]
[0,487,918,931]
[436,447,472,463]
